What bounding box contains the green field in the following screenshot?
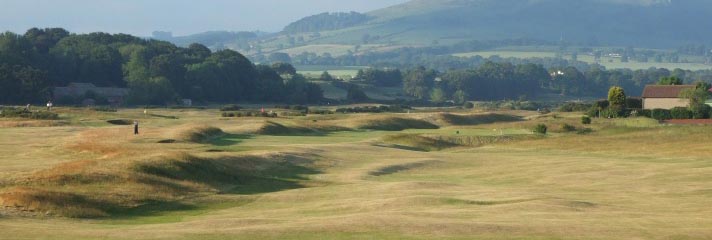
[454,51,712,70]
[1,107,712,239]
[296,65,365,80]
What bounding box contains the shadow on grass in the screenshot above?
[107,154,322,221]
[209,134,253,146]
[149,113,179,119]
[107,200,198,219]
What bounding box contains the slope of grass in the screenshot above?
[2,107,712,239]
[355,116,439,131]
[438,113,523,126]
[180,126,225,143]
[379,134,459,152]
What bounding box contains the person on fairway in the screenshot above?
[134,121,139,135]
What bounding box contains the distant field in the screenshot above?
[296,65,365,79]
[454,51,712,70]
[278,44,356,57]
[2,108,712,239]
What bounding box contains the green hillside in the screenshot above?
[309,0,712,48]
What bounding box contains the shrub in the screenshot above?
[533,124,548,134]
[670,107,692,119]
[690,104,711,119]
[558,102,592,112]
[93,107,117,112]
[581,116,592,124]
[625,98,643,109]
[463,102,475,109]
[0,107,59,120]
[639,109,652,118]
[576,128,593,135]
[593,100,609,110]
[651,109,672,120]
[561,124,576,132]
[220,105,242,111]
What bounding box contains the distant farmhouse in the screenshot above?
[53,83,129,106]
[641,85,695,110]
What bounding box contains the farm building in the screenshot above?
[53,82,129,105]
[641,85,695,110]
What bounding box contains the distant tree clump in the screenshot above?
[355,68,403,87]
[658,76,683,85]
[0,29,324,105]
[346,85,369,102]
[320,71,334,81]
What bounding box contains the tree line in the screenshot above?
[327,63,711,103]
[0,28,323,105]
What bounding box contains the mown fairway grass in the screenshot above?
[1,108,712,239]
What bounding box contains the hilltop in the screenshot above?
[305,0,710,48]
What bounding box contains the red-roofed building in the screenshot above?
[641,85,695,110]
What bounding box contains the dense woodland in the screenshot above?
[346,63,708,102]
[2,28,712,105]
[0,28,323,105]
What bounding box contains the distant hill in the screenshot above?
[306,0,712,48]
[155,0,712,54]
[152,31,264,50]
[283,12,372,33]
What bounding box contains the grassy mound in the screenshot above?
[256,121,320,136]
[180,126,224,143]
[439,113,522,126]
[0,187,110,218]
[0,153,320,218]
[380,134,459,152]
[357,117,439,131]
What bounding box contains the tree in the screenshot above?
[658,76,683,85]
[268,52,292,63]
[608,86,626,107]
[271,62,297,75]
[320,71,334,81]
[346,85,368,102]
[430,88,446,103]
[680,82,710,118]
[607,86,626,117]
[452,90,469,104]
[403,67,436,99]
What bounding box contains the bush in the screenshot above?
[533,124,548,134]
[463,102,475,109]
[577,128,593,135]
[581,116,592,124]
[625,98,643,109]
[558,102,592,112]
[561,124,576,132]
[335,105,410,114]
[651,109,672,120]
[639,109,652,118]
[93,107,117,112]
[220,105,242,111]
[593,100,609,110]
[0,107,59,120]
[671,107,692,119]
[309,109,333,115]
[690,104,711,119]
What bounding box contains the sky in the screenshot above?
[0,0,409,36]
